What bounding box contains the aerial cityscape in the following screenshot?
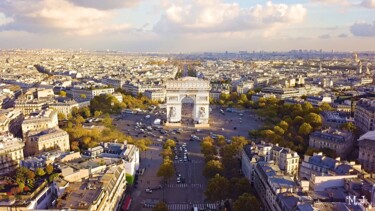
[1,0,375,211]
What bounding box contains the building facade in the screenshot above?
[0,134,25,175]
[25,128,70,156]
[358,131,375,173]
[309,129,353,159]
[21,109,58,136]
[354,98,375,133]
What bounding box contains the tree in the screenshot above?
[298,123,313,136]
[304,113,322,128]
[160,147,173,159]
[231,136,249,155]
[292,116,304,128]
[233,193,260,211]
[205,174,230,202]
[320,102,333,111]
[152,201,168,211]
[204,160,224,178]
[94,110,102,117]
[59,91,67,97]
[134,139,151,151]
[230,177,252,199]
[163,139,176,149]
[80,107,91,118]
[273,126,285,136]
[58,113,66,120]
[277,120,289,131]
[102,114,113,127]
[71,141,80,151]
[18,183,25,193]
[46,164,54,175]
[341,122,356,133]
[35,168,46,177]
[79,94,87,99]
[26,170,35,180]
[157,159,175,181]
[49,173,59,182]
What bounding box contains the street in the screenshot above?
[113,107,262,211]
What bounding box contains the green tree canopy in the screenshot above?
[46,164,54,175]
[304,113,322,128]
[205,174,230,202]
[157,159,175,181]
[298,122,313,136]
[35,168,46,177]
[163,139,176,149]
[203,160,224,178]
[341,122,356,133]
[233,193,260,211]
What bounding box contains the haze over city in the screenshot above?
[0,0,375,52]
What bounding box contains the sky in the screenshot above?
[0,0,374,52]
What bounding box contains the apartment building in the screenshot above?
[55,165,126,211]
[15,98,49,115]
[144,89,166,102]
[354,98,375,133]
[358,130,375,173]
[253,161,298,211]
[0,134,25,175]
[271,145,300,177]
[49,100,79,117]
[69,87,114,100]
[25,128,70,156]
[21,109,58,135]
[309,128,353,159]
[236,82,254,94]
[0,108,23,136]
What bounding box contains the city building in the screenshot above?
[98,142,140,176]
[241,143,272,184]
[271,145,300,177]
[24,128,70,156]
[0,134,25,175]
[358,130,375,173]
[49,100,79,117]
[236,82,254,94]
[69,87,114,100]
[0,108,23,136]
[144,89,166,102]
[253,161,298,211]
[306,96,332,107]
[354,98,375,133]
[15,98,49,115]
[55,165,126,211]
[321,111,353,129]
[309,129,353,159]
[21,109,58,136]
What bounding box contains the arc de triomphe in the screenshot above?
[165,77,210,128]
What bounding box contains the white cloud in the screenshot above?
[350,21,375,36]
[154,0,307,35]
[66,0,141,10]
[0,12,13,26]
[0,0,131,35]
[361,0,375,8]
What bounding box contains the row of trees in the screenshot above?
[6,165,58,196]
[201,136,260,211]
[249,100,339,155]
[157,139,176,182]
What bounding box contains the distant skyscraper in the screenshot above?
[358,61,363,74]
[354,52,359,63]
[366,63,371,75]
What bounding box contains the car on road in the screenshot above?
[145,188,152,193]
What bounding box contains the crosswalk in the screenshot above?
[165,183,204,188]
[174,160,204,164]
[167,203,218,211]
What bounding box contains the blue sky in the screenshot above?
[0,0,374,52]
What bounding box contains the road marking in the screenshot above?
[167,203,218,211]
[165,183,204,188]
